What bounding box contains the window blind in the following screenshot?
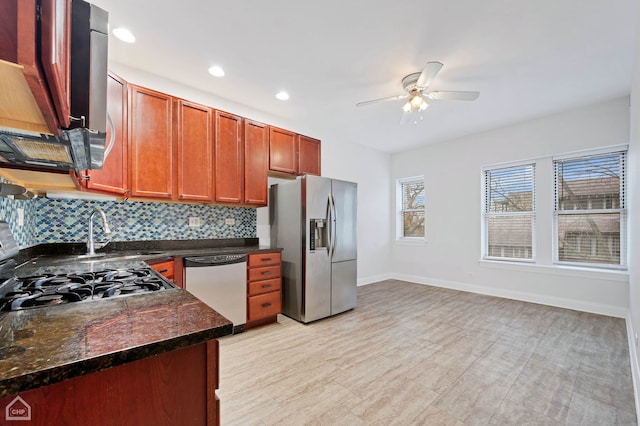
[483,164,535,260]
[554,151,626,266]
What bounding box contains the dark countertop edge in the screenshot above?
[12,238,282,267]
[0,323,233,398]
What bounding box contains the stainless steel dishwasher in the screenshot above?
[184,254,247,334]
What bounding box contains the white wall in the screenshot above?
[110,63,392,285]
[626,2,640,413]
[391,97,630,317]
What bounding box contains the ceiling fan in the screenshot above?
[356,61,479,124]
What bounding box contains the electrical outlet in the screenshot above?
[225,218,235,225]
[188,216,201,227]
[17,208,24,227]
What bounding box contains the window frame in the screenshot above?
[396,176,425,242]
[552,150,627,270]
[482,162,536,263]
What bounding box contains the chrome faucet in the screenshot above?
[86,207,112,255]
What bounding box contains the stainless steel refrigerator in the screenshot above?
[270,175,357,323]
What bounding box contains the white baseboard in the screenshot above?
[626,315,640,423]
[357,273,393,286]
[391,273,628,318]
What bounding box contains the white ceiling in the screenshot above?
[91,0,638,154]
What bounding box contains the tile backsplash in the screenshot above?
[0,195,257,248]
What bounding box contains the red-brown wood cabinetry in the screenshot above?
[269,127,297,175]
[297,134,321,176]
[246,252,282,329]
[244,120,269,206]
[214,110,243,204]
[128,85,174,199]
[0,340,221,425]
[81,73,128,195]
[176,100,213,202]
[40,0,71,128]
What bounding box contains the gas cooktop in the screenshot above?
[0,267,175,312]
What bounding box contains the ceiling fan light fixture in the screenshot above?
[402,102,412,112]
[409,93,424,109]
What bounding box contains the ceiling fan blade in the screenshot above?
[427,91,480,101]
[416,61,443,89]
[356,94,408,107]
[400,109,412,125]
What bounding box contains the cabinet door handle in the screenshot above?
[261,258,272,262]
[262,271,272,276]
[262,303,272,308]
[262,284,272,289]
[158,269,169,274]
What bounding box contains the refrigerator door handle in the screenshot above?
[326,196,332,256]
[329,193,337,259]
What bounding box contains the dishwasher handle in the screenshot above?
[184,254,247,267]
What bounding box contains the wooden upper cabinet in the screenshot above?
[40,0,71,128]
[297,135,321,176]
[128,85,174,199]
[176,100,213,202]
[269,127,297,175]
[244,120,268,206]
[83,73,128,195]
[0,0,68,134]
[214,111,243,204]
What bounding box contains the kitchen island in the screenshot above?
[0,257,232,425]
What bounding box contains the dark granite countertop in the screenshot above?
[0,288,232,397]
[0,238,282,398]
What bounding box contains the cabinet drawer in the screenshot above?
[248,291,281,321]
[149,259,174,280]
[248,252,281,267]
[248,265,281,281]
[248,278,281,296]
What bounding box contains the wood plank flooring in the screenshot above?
[218,280,637,425]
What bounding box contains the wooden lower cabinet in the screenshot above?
[0,340,221,426]
[147,257,185,288]
[246,252,282,329]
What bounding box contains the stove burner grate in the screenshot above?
[0,268,174,311]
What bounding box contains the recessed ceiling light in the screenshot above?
[112,28,136,43]
[208,66,225,77]
[275,91,289,101]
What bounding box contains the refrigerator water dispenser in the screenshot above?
[309,219,327,251]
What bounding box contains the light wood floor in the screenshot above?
[218,280,637,425]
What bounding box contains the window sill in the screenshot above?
[478,259,628,281]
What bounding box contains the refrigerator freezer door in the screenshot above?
[331,259,357,315]
[331,179,358,262]
[270,181,303,321]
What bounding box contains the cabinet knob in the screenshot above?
[262,258,272,262]
[262,284,272,289]
[179,194,184,199]
[262,271,272,276]
[262,303,272,308]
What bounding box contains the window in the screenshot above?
[554,151,626,267]
[483,164,535,261]
[398,177,425,240]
